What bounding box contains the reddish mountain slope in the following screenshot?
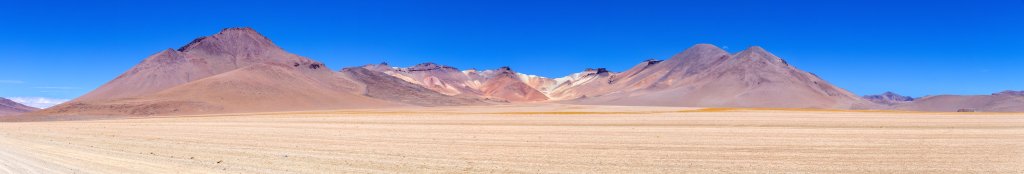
[75,27,321,102]
[340,67,486,106]
[38,62,400,116]
[566,44,874,109]
[362,62,484,97]
[364,63,548,102]
[477,67,549,102]
[33,28,412,117]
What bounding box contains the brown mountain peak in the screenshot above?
[672,44,729,62]
[733,46,787,65]
[177,27,279,53]
[72,27,317,103]
[690,43,724,50]
[651,43,732,76]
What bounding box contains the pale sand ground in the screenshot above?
[1,104,1022,173]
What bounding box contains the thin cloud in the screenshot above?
[5,97,70,109]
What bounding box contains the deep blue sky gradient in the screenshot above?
[1,0,1022,99]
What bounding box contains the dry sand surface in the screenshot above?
[1,104,1023,173]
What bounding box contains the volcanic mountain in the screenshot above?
[891,90,1024,112]
[560,44,875,109]
[74,27,323,102]
[34,28,471,117]
[0,97,38,116]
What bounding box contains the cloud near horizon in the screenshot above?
[6,97,70,109]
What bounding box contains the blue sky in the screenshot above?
[1,0,1022,105]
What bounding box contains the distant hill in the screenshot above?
[0,97,38,116]
[863,92,915,105]
[890,91,1024,112]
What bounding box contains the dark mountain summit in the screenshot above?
[863,92,915,105]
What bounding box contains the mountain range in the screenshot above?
[882,91,1024,112]
[19,27,1023,118]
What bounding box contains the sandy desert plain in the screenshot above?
[1,104,1022,173]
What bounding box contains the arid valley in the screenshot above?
[2,104,1022,173]
[3,1,1023,173]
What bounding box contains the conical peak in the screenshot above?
[676,44,729,58]
[745,46,766,52]
[176,27,279,53]
[690,43,723,51]
[733,46,787,65]
[661,43,730,68]
[734,46,770,55]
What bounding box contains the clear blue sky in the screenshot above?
[1,0,1022,101]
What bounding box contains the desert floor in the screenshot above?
[1,104,1022,173]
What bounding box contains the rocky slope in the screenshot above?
[542,68,614,100]
[362,62,483,97]
[363,63,548,102]
[340,67,486,106]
